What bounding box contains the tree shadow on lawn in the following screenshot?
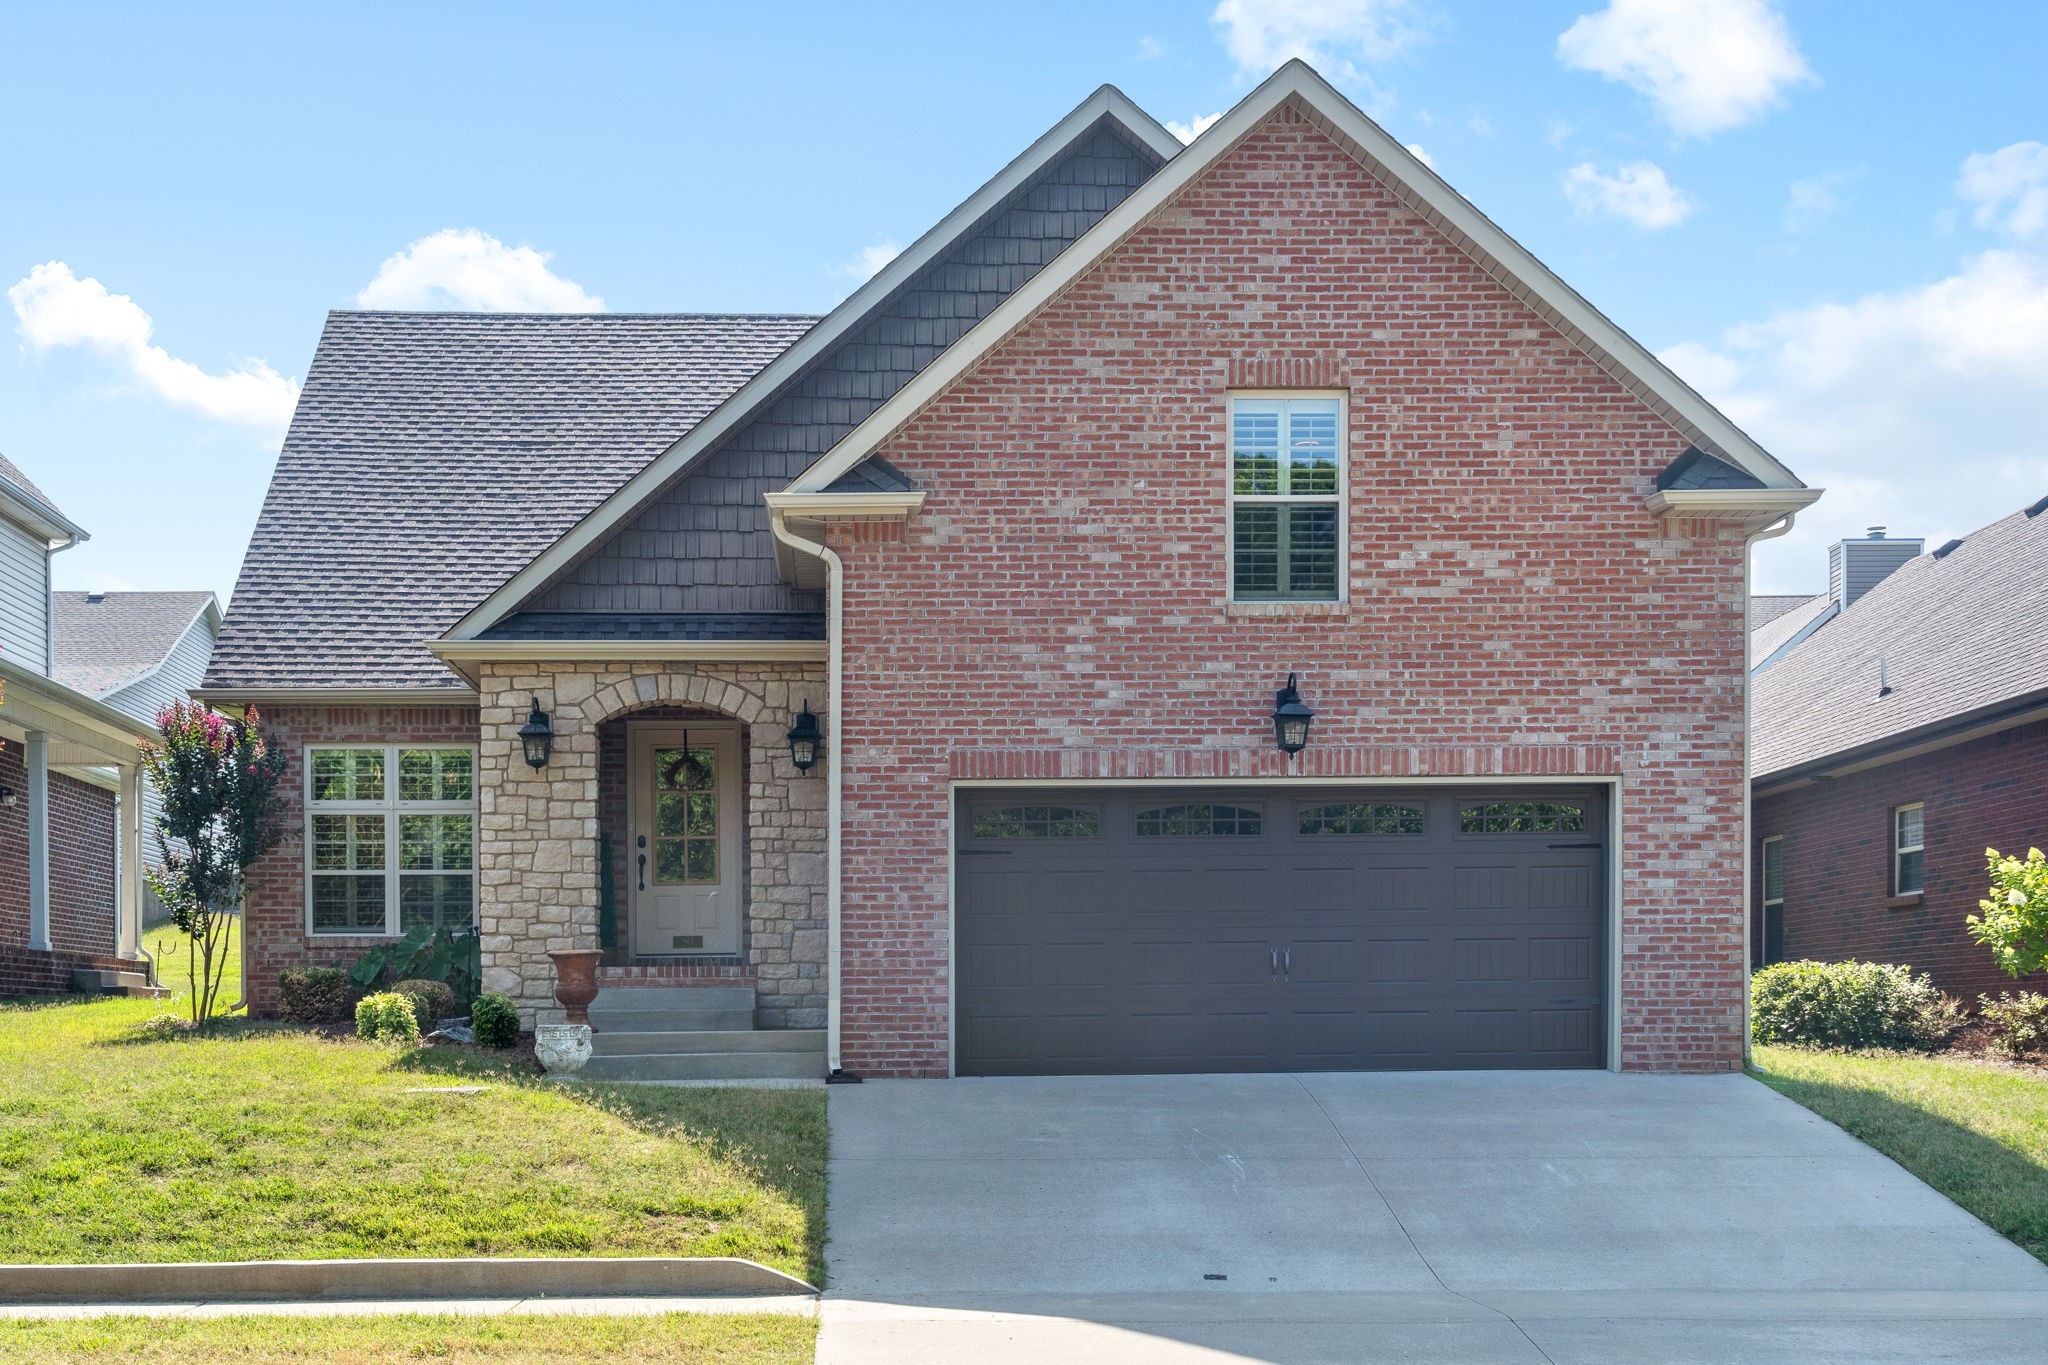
[1752,1062,2048,1265]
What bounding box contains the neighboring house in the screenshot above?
[53,590,223,921]
[201,62,1817,1079]
[0,454,155,995]
[1752,508,2048,1002]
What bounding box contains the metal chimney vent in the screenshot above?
[1829,527,1922,611]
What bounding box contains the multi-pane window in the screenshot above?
[1231,396,1342,601]
[1135,804,1263,837]
[1298,803,1425,835]
[971,806,1102,839]
[1458,801,1587,834]
[1894,803,1925,895]
[1759,835,1785,966]
[308,747,476,935]
[652,745,720,885]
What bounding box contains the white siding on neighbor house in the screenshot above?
[101,609,219,920]
[0,515,52,675]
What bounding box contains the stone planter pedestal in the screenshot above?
[549,948,603,1027]
[535,1024,593,1077]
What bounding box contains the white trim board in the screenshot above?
[441,86,1179,643]
[789,59,1809,497]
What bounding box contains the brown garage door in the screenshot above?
[956,786,1606,1075]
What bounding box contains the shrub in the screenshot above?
[1968,847,2048,978]
[355,991,422,1046]
[1978,992,2048,1059]
[1751,960,1962,1051]
[277,967,353,1024]
[137,1012,188,1040]
[470,993,519,1049]
[392,979,455,1034]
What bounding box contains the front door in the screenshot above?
[629,725,742,956]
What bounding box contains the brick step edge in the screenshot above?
[0,1256,817,1305]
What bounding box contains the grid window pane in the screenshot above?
[399,873,475,932]
[1233,504,1281,597]
[312,749,385,802]
[1459,801,1587,834]
[399,814,471,872]
[972,806,1102,839]
[1897,849,1925,895]
[312,875,385,932]
[1136,804,1262,837]
[399,749,473,803]
[312,814,384,872]
[1285,504,1339,598]
[1300,803,1424,835]
[1232,405,1282,495]
[1762,838,1784,902]
[1896,805,1924,850]
[1284,401,1340,495]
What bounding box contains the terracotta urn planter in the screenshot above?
[549,949,603,1028]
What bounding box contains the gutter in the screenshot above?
[767,508,851,1082]
[1740,510,1803,1070]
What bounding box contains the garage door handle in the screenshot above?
[1282,948,1292,980]
[1269,947,1279,978]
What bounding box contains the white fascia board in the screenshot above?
[429,640,828,664]
[1644,488,1825,517]
[789,59,1810,497]
[0,482,89,546]
[762,491,926,519]
[440,86,1178,645]
[0,656,150,760]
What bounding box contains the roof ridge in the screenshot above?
[327,309,827,322]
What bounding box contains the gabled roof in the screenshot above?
[0,451,88,544]
[54,591,219,697]
[1658,447,1768,491]
[204,313,820,691]
[1753,501,2048,781]
[1751,594,1822,630]
[442,84,1180,643]
[788,60,1806,497]
[1749,593,1834,671]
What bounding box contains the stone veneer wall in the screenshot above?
[475,662,828,1028]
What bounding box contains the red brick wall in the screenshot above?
[1753,718,2048,1003]
[0,739,121,964]
[828,106,1754,1076]
[240,705,479,1015]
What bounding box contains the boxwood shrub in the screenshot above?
[470,993,519,1049]
[1751,960,1960,1051]
[392,978,456,1034]
[277,967,352,1024]
[355,991,423,1045]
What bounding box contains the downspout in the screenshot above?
[769,509,850,1079]
[1741,510,1801,1069]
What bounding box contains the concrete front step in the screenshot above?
[592,984,755,1009]
[577,1049,826,1083]
[587,1007,757,1033]
[591,1028,824,1057]
[71,968,169,999]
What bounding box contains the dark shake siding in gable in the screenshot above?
[520,121,1164,620]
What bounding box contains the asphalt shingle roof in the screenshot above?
[1750,594,1820,630]
[0,451,68,523]
[1753,503,2048,778]
[54,591,216,696]
[204,312,820,691]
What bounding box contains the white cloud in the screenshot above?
[1136,35,1166,61]
[1167,112,1224,144]
[1211,0,1427,83]
[1660,248,2048,591]
[1561,161,1694,229]
[1544,117,1576,149]
[8,261,299,432]
[836,240,902,282]
[1956,142,2048,237]
[1404,142,1435,169]
[1784,170,1854,234]
[356,228,603,311]
[1556,0,1814,137]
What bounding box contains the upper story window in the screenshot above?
[1230,395,1343,601]
[1893,803,1925,895]
[308,746,477,937]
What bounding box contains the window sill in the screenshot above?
[1226,600,1351,620]
[1885,892,1926,910]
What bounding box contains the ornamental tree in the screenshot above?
[138,703,287,1024]
[1966,847,2048,980]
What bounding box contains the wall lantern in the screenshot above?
[0,787,15,807]
[787,702,823,772]
[1272,673,1315,757]
[518,697,554,770]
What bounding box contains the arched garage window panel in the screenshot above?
[1135,805,1263,837]
[1458,801,1587,835]
[970,806,1102,839]
[1298,802,1425,835]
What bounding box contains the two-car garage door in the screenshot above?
[955,786,1607,1075]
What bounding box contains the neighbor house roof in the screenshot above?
[1751,594,1821,630]
[0,451,88,543]
[202,312,821,691]
[1749,593,1833,669]
[1753,502,2048,781]
[53,591,219,697]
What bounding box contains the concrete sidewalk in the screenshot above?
[820,1070,2048,1363]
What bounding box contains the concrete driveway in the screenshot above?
[819,1071,2048,1363]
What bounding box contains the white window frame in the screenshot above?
[1893,802,1925,896]
[1226,390,1348,603]
[1760,834,1785,963]
[304,744,479,937]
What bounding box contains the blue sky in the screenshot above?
[4,0,2044,599]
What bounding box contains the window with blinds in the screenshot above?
[1230,396,1343,601]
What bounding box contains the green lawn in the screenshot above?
[142,916,242,1014]
[0,995,826,1283]
[0,1312,814,1363]
[1752,1045,2048,1263]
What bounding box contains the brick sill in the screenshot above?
[1225,601,1352,620]
[1885,893,1926,910]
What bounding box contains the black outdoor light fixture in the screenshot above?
[1272,672,1315,757]
[787,702,823,772]
[518,697,554,770]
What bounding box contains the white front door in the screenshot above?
[628,725,742,956]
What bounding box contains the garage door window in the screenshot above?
[1136,804,1262,837]
[1298,802,1424,835]
[970,805,1101,839]
[1458,801,1586,834]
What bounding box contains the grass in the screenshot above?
[0,1312,814,1363]
[0,995,826,1282]
[142,916,242,1014]
[1752,1044,2048,1263]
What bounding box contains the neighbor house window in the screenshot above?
[1230,395,1343,601]
[1893,803,1925,895]
[1759,835,1785,966]
[308,746,476,935]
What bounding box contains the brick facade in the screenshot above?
[1753,718,2048,1004]
[0,737,133,995]
[824,107,1755,1075]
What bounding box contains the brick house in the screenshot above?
[202,63,1817,1078]
[1752,506,2048,1002]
